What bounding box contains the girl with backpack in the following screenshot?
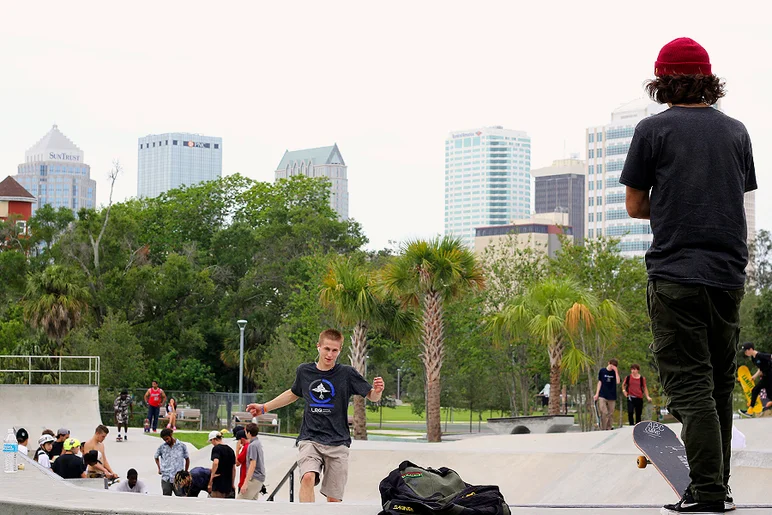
[622,364,652,425]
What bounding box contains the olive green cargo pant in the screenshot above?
[647,280,743,502]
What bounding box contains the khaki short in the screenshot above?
[297,440,349,500]
[237,477,263,500]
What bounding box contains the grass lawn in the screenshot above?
[349,404,507,423]
[146,431,215,450]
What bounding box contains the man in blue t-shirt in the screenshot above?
[246,328,384,503]
[594,359,620,430]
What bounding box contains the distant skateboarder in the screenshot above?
[114,390,133,441]
[144,381,166,433]
[740,342,772,416]
[593,359,620,430]
[246,328,384,503]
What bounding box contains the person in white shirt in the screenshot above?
[111,469,148,494]
[538,383,550,409]
[34,434,55,469]
[16,428,29,457]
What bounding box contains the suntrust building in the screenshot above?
[14,125,96,216]
[137,132,222,198]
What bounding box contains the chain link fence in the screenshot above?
[99,388,305,433]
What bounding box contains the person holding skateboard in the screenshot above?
[593,359,620,430]
[622,364,653,425]
[621,37,756,513]
[246,328,384,503]
[144,381,166,433]
[740,343,772,416]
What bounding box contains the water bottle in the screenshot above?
[4,429,18,473]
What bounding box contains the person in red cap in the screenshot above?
[621,37,756,513]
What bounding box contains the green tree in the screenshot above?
[28,204,75,254]
[67,313,147,389]
[490,278,627,415]
[380,237,484,442]
[23,265,90,353]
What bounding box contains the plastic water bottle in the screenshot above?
[4,429,18,473]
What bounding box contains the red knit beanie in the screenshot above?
[654,38,712,76]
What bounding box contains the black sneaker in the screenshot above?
[737,409,752,418]
[724,486,735,511]
[661,489,726,513]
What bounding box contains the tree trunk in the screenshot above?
[350,321,368,440]
[422,290,445,442]
[548,343,563,416]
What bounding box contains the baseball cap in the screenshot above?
[742,342,755,351]
[57,428,70,437]
[16,428,28,441]
[63,438,81,451]
[207,430,222,441]
[234,429,246,440]
[38,434,56,445]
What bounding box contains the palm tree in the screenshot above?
[23,266,90,353]
[490,277,626,415]
[319,258,417,440]
[319,258,379,440]
[380,237,484,442]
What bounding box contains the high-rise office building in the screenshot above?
[585,99,667,256]
[14,125,96,216]
[587,99,756,257]
[137,133,222,198]
[531,158,586,245]
[274,144,348,219]
[444,126,531,247]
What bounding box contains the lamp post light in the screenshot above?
[237,319,248,410]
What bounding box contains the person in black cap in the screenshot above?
[114,390,133,441]
[740,343,772,416]
[50,428,69,459]
[15,428,29,457]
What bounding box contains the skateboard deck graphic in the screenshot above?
[633,421,690,498]
[738,365,763,415]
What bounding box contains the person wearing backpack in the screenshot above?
[622,364,653,425]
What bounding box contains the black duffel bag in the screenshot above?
[378,460,510,515]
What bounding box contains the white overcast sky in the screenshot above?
[1,1,769,250]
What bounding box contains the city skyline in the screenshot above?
[1,3,769,251]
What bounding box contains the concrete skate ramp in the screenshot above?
[0,385,102,440]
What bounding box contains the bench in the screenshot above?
[160,408,202,431]
[231,412,281,434]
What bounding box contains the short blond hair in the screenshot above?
[319,329,344,345]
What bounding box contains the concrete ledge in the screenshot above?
[487,415,576,434]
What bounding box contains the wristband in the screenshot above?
[261,405,267,415]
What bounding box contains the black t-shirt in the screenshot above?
[51,453,86,479]
[51,441,63,457]
[598,368,618,400]
[210,444,235,493]
[753,352,772,377]
[291,363,373,447]
[620,106,757,289]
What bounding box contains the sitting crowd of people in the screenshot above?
[16,422,265,500]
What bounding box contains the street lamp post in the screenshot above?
[237,320,248,410]
[397,368,402,401]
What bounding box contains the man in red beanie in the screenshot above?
[621,37,756,513]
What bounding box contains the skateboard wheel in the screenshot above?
[636,456,648,468]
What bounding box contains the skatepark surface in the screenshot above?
[3,384,772,514]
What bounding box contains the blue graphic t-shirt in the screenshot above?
[291,363,372,447]
[598,368,618,401]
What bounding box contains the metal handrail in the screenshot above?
[0,355,100,386]
[266,461,298,502]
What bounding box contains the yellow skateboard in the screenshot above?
[738,365,763,415]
